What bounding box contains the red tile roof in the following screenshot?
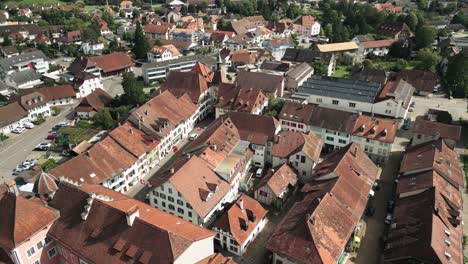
[352,115,397,143]
[76,88,112,113]
[399,139,463,188]
[216,85,267,115]
[361,39,396,49]
[266,143,378,264]
[395,70,439,93]
[33,172,58,196]
[20,84,76,102]
[48,182,214,264]
[197,253,237,264]
[413,119,461,141]
[88,52,133,73]
[161,71,208,103]
[151,156,231,219]
[191,61,214,83]
[223,112,279,146]
[272,131,322,161]
[144,23,173,34]
[256,164,298,197]
[128,90,197,139]
[0,192,59,250]
[212,194,267,245]
[109,122,160,158]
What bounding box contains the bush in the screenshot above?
[0,133,8,141]
[32,115,46,125]
[41,159,59,173]
[52,107,61,116]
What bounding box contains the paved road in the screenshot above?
[0,108,73,183]
[409,96,468,121]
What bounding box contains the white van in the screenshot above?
[255,168,263,178]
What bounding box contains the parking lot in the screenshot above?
[0,107,73,184]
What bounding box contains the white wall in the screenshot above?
[174,236,215,264]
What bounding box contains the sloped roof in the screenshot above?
[395,69,439,93]
[0,193,59,250]
[197,253,237,264]
[0,102,28,128]
[212,194,267,245]
[76,88,112,113]
[88,52,133,73]
[216,85,267,115]
[161,71,208,103]
[361,39,396,49]
[109,122,160,158]
[413,119,461,141]
[267,143,378,263]
[33,172,58,196]
[235,70,284,95]
[191,61,214,83]
[20,84,76,101]
[317,42,358,52]
[224,112,279,146]
[256,163,298,197]
[48,182,214,264]
[272,131,322,161]
[352,115,397,143]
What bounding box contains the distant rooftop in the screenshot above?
[293,75,381,103]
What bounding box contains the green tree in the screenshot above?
[444,50,468,98]
[404,12,419,31]
[121,72,147,106]
[109,37,119,51]
[41,159,59,173]
[132,22,151,60]
[92,108,115,129]
[2,36,12,46]
[415,26,436,49]
[416,48,440,72]
[436,111,453,124]
[188,4,196,13]
[310,62,328,75]
[285,3,301,19]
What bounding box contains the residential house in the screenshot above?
[355,39,396,56]
[127,90,198,161]
[75,88,112,119]
[262,37,295,61]
[45,182,218,264]
[12,91,51,121]
[378,22,414,41]
[230,16,267,36]
[69,52,133,77]
[0,182,60,264]
[211,194,267,256]
[72,71,104,98]
[19,84,76,106]
[284,62,314,91]
[81,39,105,55]
[279,101,397,163]
[293,15,321,40]
[147,44,181,62]
[0,46,19,58]
[292,75,414,119]
[56,30,82,45]
[316,42,359,54]
[394,69,440,96]
[161,68,213,121]
[0,25,43,44]
[412,118,461,147]
[254,163,298,206]
[230,49,258,70]
[215,84,268,118]
[374,2,403,13]
[5,69,43,89]
[0,102,29,135]
[266,143,379,264]
[144,23,174,40]
[197,253,237,264]
[384,139,463,264]
[266,21,293,38]
[235,70,285,98]
[221,112,280,169]
[282,48,336,76]
[224,36,248,51]
[271,130,322,181]
[349,68,388,85]
[149,155,231,226]
[0,50,49,78]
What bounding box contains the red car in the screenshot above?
[47,131,58,139]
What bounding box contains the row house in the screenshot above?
[0,50,49,78]
[412,118,461,148]
[0,180,219,264]
[279,101,397,163]
[144,23,174,40]
[19,84,76,106]
[254,163,298,206]
[50,128,156,194]
[292,75,414,119]
[266,143,379,264]
[215,84,268,118]
[69,52,133,77]
[355,39,396,56]
[271,130,322,181]
[13,91,51,121]
[235,70,285,98]
[149,155,232,226]
[127,90,198,161]
[211,194,267,256]
[384,139,463,263]
[161,62,215,122]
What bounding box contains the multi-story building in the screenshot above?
[72,71,103,98]
[0,50,49,78]
[292,76,414,119]
[293,15,321,39]
[211,194,267,256]
[254,163,298,206]
[266,143,379,264]
[412,118,461,148]
[215,84,268,118]
[279,101,397,163]
[0,101,29,135]
[149,155,231,226]
[75,88,112,119]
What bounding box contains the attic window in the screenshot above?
[445,230,451,236]
[445,251,451,260]
[351,167,361,176]
[445,239,451,246]
[246,209,256,222]
[125,245,138,259]
[239,218,248,231]
[113,238,126,252]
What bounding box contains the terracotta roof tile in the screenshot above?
[109,122,160,158]
[88,52,133,73]
[352,115,397,143]
[76,88,112,113]
[161,71,208,103]
[216,85,267,115]
[20,85,75,102]
[191,61,214,83]
[272,131,322,161]
[413,119,461,141]
[256,164,298,197]
[361,39,396,49]
[197,253,237,264]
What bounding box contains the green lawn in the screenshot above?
[332,65,351,78]
[5,0,64,5]
[371,60,420,71]
[84,5,101,12]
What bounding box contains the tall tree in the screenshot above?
[92,108,115,129]
[416,48,440,72]
[444,50,468,98]
[132,22,151,60]
[121,72,146,106]
[415,26,436,49]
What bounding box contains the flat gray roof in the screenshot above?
[295,75,381,103]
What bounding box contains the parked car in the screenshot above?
[35,143,51,151]
[57,121,70,127]
[366,206,375,217]
[61,150,71,157]
[47,131,58,139]
[22,159,37,166]
[402,119,411,130]
[255,168,263,178]
[23,122,35,129]
[410,101,415,107]
[189,133,198,141]
[387,199,395,213]
[14,164,30,174]
[408,106,414,112]
[384,213,393,225]
[12,127,25,134]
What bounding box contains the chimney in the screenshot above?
[170,168,175,174]
[126,206,139,226]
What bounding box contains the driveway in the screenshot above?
[408,96,468,121]
[102,76,124,97]
[0,107,73,183]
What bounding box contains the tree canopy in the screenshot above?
[444,50,468,98]
[132,22,151,60]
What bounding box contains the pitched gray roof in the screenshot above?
[7,69,42,85]
[294,75,381,103]
[0,50,48,73]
